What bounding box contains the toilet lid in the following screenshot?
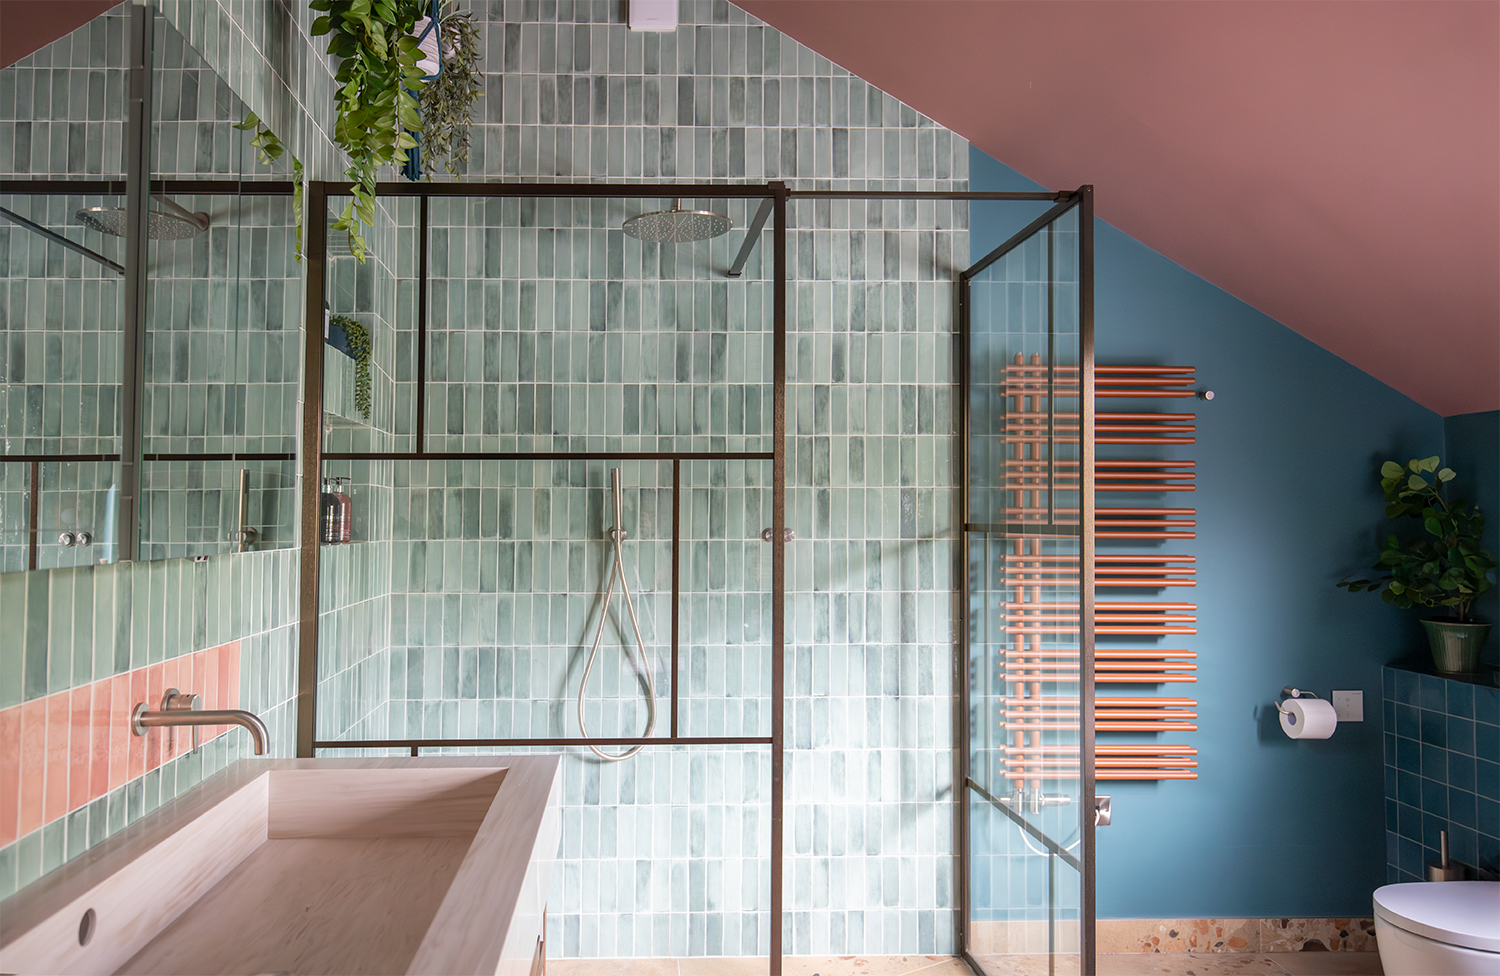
[1373,881,1500,952]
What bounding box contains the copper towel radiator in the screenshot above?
[993,357,1200,785]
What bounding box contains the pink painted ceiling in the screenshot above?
[739,1,1500,417]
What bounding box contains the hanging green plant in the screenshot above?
[330,314,373,420]
[233,113,306,262]
[310,0,429,263]
[417,3,483,176]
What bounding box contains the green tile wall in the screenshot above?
[308,0,969,957]
[0,548,300,899]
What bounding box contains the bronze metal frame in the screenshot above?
[957,188,1097,976]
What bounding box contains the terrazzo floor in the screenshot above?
[548,953,1385,975]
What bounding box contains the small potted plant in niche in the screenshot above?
[327,314,373,422]
[1339,456,1496,673]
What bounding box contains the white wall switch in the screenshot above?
[1331,690,1364,722]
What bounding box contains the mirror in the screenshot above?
[134,14,300,560]
[0,5,303,573]
[0,11,129,571]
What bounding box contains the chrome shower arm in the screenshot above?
[152,194,211,231]
[0,206,124,275]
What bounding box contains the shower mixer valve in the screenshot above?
[999,786,1074,815]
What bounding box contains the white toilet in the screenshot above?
[1373,881,1500,975]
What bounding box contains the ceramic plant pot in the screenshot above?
[1421,619,1492,674]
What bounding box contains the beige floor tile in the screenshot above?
[1264,952,1384,976]
[676,957,769,975]
[781,956,967,975]
[1097,953,1294,975]
[908,960,981,975]
[968,954,1078,976]
[547,959,682,975]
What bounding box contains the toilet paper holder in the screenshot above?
[1275,686,1319,714]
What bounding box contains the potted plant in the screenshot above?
[1339,455,1496,673]
[310,0,431,262]
[327,314,373,421]
[413,2,483,177]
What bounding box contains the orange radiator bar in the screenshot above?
[1002,602,1198,611]
[1006,721,1200,732]
[1004,745,1199,756]
[1011,460,1196,468]
[1006,422,1197,433]
[1008,629,1206,638]
[1001,507,1196,517]
[1096,366,1197,374]
[999,555,1197,564]
[1006,759,1200,770]
[1004,412,1196,422]
[1099,531,1197,539]
[1006,673,1197,683]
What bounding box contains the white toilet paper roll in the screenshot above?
[1280,697,1338,739]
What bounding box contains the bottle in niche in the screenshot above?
[332,477,354,544]
[320,477,354,544]
[320,478,341,545]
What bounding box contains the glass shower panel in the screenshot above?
[322,193,418,456]
[419,195,774,454]
[677,458,774,739]
[965,207,1088,976]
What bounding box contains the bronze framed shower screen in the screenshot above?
[293,178,1082,976]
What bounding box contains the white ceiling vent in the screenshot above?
[628,0,677,32]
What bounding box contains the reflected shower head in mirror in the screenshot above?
[74,195,210,240]
[621,198,731,243]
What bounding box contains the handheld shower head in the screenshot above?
[579,467,656,761]
[611,467,624,536]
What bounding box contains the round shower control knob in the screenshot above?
[75,532,92,547]
[57,532,76,547]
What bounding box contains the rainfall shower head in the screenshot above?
[621,199,731,243]
[74,195,209,240]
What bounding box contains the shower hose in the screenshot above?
[577,468,656,761]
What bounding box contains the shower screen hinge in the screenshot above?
[1094,795,1112,827]
[760,527,795,542]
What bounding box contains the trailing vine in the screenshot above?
[330,314,373,420]
[311,0,429,263]
[417,3,483,176]
[233,113,305,262]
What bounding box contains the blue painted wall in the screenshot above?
[970,149,1447,918]
[1443,411,1500,664]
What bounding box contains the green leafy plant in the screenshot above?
[233,113,305,262]
[310,0,429,262]
[1338,455,1496,622]
[417,3,483,176]
[330,314,373,420]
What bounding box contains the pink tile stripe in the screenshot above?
[0,641,242,848]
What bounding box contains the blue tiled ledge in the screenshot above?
[1382,659,1500,885]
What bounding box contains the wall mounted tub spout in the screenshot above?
[131,688,269,755]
